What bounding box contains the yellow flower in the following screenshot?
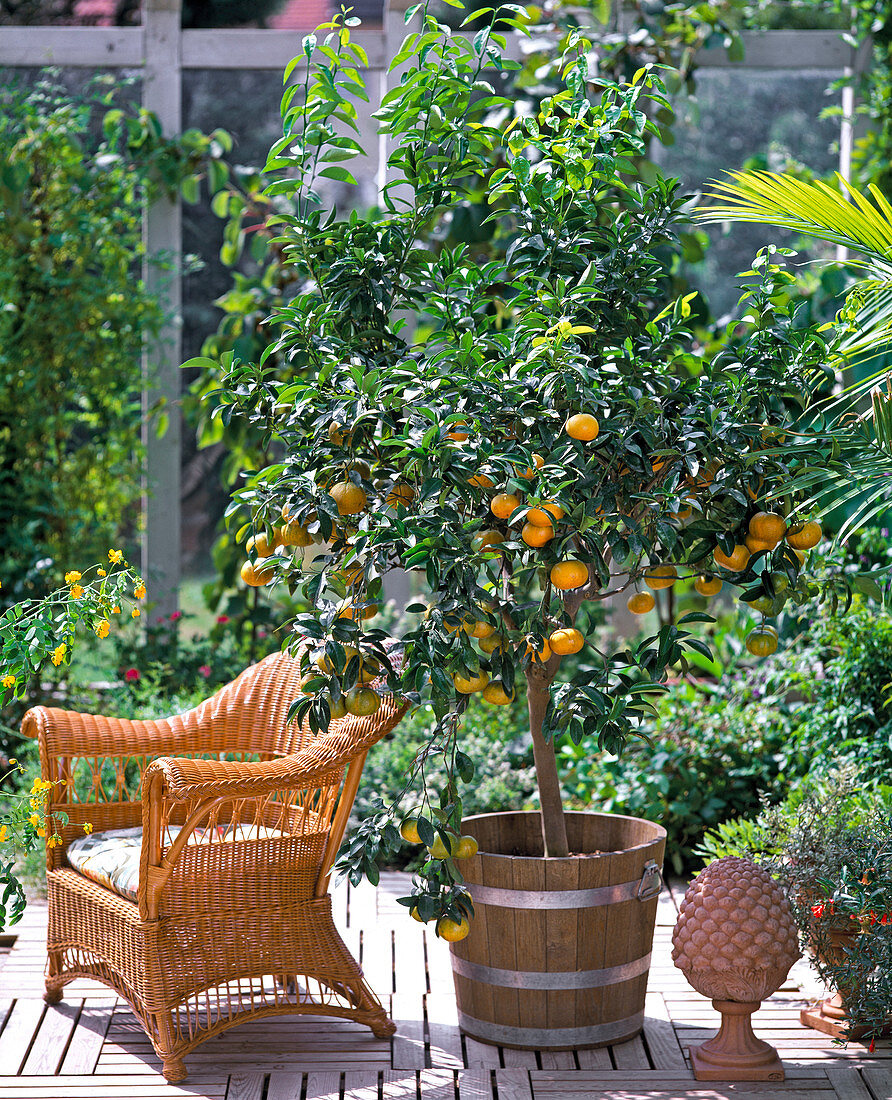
[29,813,40,829]
[37,827,46,838]
[134,584,147,600]
[131,607,141,619]
[2,674,14,689]
[0,825,7,843]
[64,570,82,585]
[30,777,52,793]
[97,568,107,577]
[83,822,93,835]
[95,619,110,639]
[47,834,60,848]
[108,549,124,564]
[69,585,84,599]
[51,643,67,666]
[112,605,121,614]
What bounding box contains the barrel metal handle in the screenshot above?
[637,859,662,902]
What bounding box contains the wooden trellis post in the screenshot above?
[143,0,184,621]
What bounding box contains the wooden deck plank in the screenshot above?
[344,1071,382,1099]
[225,1072,265,1100]
[0,999,46,1074]
[644,991,688,1071]
[391,993,426,1070]
[457,1067,493,1100]
[825,1066,877,1099]
[419,1069,456,1099]
[536,1052,575,1070]
[610,1035,650,1070]
[494,1068,532,1100]
[265,1073,305,1100]
[426,994,463,1070]
[463,1037,500,1068]
[863,1068,892,1100]
[382,1070,418,1097]
[305,1071,343,1099]
[22,999,81,1075]
[501,1048,538,1069]
[576,1046,612,1070]
[59,999,115,1075]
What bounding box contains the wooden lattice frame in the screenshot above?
[23,650,407,1082]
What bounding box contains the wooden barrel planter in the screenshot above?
[450,810,666,1050]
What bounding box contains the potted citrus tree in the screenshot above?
[200,2,840,1050]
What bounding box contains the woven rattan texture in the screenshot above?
[25,650,406,1083]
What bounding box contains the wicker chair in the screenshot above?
[24,650,407,1082]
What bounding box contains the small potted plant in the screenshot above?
[710,783,892,1047]
[200,1,844,1050]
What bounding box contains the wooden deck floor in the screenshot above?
[0,872,889,1100]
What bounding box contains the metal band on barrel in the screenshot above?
[450,951,651,990]
[457,1010,645,1047]
[467,879,641,909]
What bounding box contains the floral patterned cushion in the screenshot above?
[66,823,285,903]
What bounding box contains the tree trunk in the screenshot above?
[526,679,569,857]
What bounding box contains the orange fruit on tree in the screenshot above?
[386,481,415,508]
[400,818,422,844]
[472,528,505,552]
[453,670,490,694]
[437,916,470,942]
[713,544,750,572]
[671,504,693,521]
[330,481,368,516]
[564,413,600,441]
[338,602,378,621]
[328,421,351,445]
[469,472,495,489]
[246,532,273,557]
[429,834,452,858]
[446,420,469,442]
[277,521,313,547]
[522,522,554,547]
[345,686,382,716]
[479,633,507,654]
[240,559,274,587]
[548,627,584,655]
[527,501,564,526]
[748,511,787,544]
[482,680,516,705]
[550,560,588,591]
[524,636,552,662]
[517,453,545,478]
[454,835,479,859]
[786,520,822,550]
[463,619,495,639]
[644,565,677,590]
[490,493,521,520]
[746,628,778,658]
[745,534,775,555]
[627,591,655,615]
[327,695,349,720]
[694,575,722,597]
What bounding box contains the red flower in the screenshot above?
[881,914,891,926]
[169,611,182,622]
[216,615,230,624]
[198,665,211,678]
[124,668,140,682]
[869,1039,876,1054]
[811,903,825,919]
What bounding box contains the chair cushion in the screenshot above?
[66,823,285,903]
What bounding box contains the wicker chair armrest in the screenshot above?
[24,705,190,761]
[143,694,408,803]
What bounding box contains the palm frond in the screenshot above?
[697,170,892,271]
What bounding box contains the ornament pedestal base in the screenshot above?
[691,1001,785,1082]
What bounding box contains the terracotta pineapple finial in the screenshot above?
[672,856,800,1081]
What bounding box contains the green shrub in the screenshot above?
[0,74,229,609]
[560,670,807,873]
[355,699,536,864]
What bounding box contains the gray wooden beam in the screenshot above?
[0,26,141,67]
[142,0,183,620]
[695,29,855,70]
[180,28,388,69]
